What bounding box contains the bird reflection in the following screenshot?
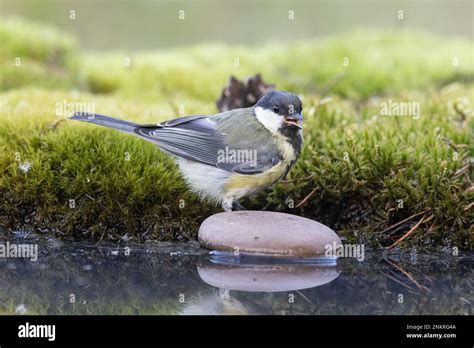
[181,257,340,315]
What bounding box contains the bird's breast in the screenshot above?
[224,132,300,196]
[224,160,290,195]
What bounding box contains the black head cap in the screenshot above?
[255,90,302,116]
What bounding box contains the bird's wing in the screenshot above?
[135,111,281,174]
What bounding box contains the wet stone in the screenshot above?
[197,261,341,292]
[198,211,341,257]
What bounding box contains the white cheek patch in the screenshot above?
[254,106,282,135]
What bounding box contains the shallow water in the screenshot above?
[0,232,472,315]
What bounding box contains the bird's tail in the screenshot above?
[69,112,142,134]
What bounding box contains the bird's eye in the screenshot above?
[273,105,280,114]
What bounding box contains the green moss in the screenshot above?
[257,86,473,249]
[0,19,472,248]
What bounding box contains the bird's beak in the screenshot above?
[283,113,303,129]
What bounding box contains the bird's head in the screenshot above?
[254,90,303,137]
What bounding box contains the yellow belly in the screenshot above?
[224,161,289,198]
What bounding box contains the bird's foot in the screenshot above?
[231,201,246,211]
[222,198,233,212]
[222,198,245,212]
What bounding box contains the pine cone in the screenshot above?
[216,74,275,112]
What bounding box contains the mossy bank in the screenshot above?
[1,18,473,248]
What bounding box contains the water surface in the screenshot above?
[0,232,472,315]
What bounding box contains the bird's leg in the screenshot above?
[222,197,233,212]
[231,201,246,211]
[222,196,245,211]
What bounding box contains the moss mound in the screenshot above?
[0,19,472,248]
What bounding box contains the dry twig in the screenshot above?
[295,187,318,208]
[387,214,432,250]
[379,210,427,235]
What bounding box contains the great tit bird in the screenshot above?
[70,90,303,211]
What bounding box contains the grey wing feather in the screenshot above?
[135,116,225,167]
[157,114,209,127]
[134,111,280,175]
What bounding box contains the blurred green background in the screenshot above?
[1,0,472,50]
